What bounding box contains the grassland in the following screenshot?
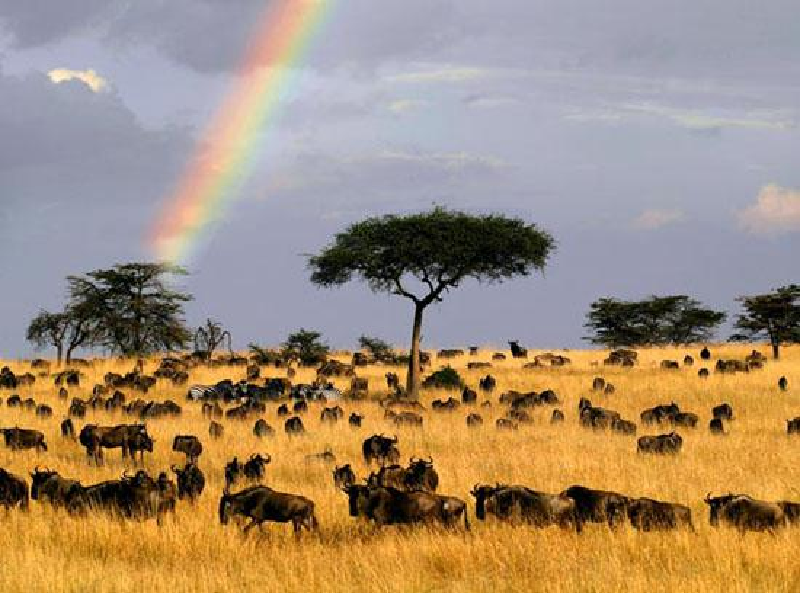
[0,344,798,593]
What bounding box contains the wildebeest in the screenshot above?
[561,485,628,527]
[253,419,275,438]
[293,400,309,414]
[225,453,272,492]
[479,375,496,392]
[277,403,290,417]
[209,421,224,439]
[496,418,518,430]
[640,403,680,425]
[79,424,150,464]
[202,402,223,418]
[392,411,423,427]
[466,412,483,427]
[700,347,711,360]
[672,412,698,428]
[333,464,356,489]
[385,372,400,391]
[362,434,400,465]
[348,413,363,427]
[698,368,709,378]
[470,484,580,531]
[306,448,336,464]
[219,485,318,534]
[127,430,155,465]
[778,376,788,391]
[285,416,305,436]
[637,432,683,454]
[405,457,439,492]
[320,406,345,423]
[704,493,787,532]
[580,405,621,429]
[172,435,202,463]
[172,463,205,501]
[710,418,726,434]
[343,485,468,529]
[592,377,606,391]
[36,404,53,418]
[69,399,87,418]
[683,355,694,366]
[787,417,800,435]
[712,403,734,421]
[367,464,409,490]
[0,467,29,510]
[61,418,76,440]
[551,409,565,424]
[611,418,637,435]
[508,341,528,358]
[30,468,82,510]
[660,360,680,370]
[2,427,48,452]
[626,497,694,531]
[432,397,460,411]
[461,387,477,405]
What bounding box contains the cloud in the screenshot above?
[385,66,525,84]
[632,209,684,230]
[622,103,795,131]
[463,94,519,109]
[388,99,427,114]
[48,68,108,92]
[738,184,800,235]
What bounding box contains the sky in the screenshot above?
[1,0,799,358]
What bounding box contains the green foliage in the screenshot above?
[281,328,329,365]
[732,285,800,358]
[358,335,397,363]
[585,295,726,347]
[421,366,464,389]
[247,343,285,365]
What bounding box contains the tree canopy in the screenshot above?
[281,328,329,366]
[732,284,800,359]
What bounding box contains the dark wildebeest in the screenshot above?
[36,404,53,418]
[348,413,363,428]
[787,418,800,435]
[320,406,344,424]
[698,368,710,378]
[778,376,788,391]
[209,421,224,439]
[219,485,318,534]
[710,418,726,434]
[30,468,82,510]
[470,484,581,532]
[333,464,356,489]
[592,377,606,392]
[253,419,274,438]
[405,457,439,492]
[704,493,787,532]
[640,403,680,425]
[285,416,305,436]
[683,355,694,367]
[604,383,616,395]
[466,412,484,427]
[293,400,309,414]
[551,409,565,424]
[580,406,621,429]
[479,375,496,392]
[713,403,734,421]
[343,484,468,529]
[367,464,409,490]
[172,435,202,463]
[660,360,680,370]
[79,424,149,464]
[2,427,48,452]
[462,387,477,405]
[225,454,272,492]
[700,347,711,360]
[202,402,223,418]
[561,485,628,527]
[637,432,683,454]
[128,430,155,465]
[276,403,290,417]
[0,467,30,510]
[672,412,699,428]
[61,418,76,440]
[508,341,528,358]
[385,372,400,391]
[496,418,518,430]
[69,399,87,418]
[611,418,637,435]
[393,411,423,427]
[172,463,205,502]
[626,497,694,531]
[778,501,800,525]
[362,434,400,465]
[432,397,460,411]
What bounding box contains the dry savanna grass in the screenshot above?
[1,344,799,593]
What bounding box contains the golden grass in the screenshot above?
[0,344,798,593]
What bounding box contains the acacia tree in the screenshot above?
[281,328,329,365]
[308,208,555,397]
[194,319,232,360]
[732,285,800,359]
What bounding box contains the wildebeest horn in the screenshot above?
[427,455,433,464]
[704,492,712,502]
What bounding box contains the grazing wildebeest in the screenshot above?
[36,404,53,418]
[277,403,290,417]
[672,412,698,428]
[61,418,76,440]
[462,387,478,405]
[30,468,82,510]
[700,347,711,360]
[69,399,87,418]
[496,418,518,430]
[432,397,460,411]
[343,485,468,529]
[712,403,734,421]
[320,406,344,423]
[466,412,484,427]
[6,394,21,407]
[333,464,356,489]
[393,411,423,427]
[172,463,205,501]
[551,409,565,424]
[0,467,29,510]
[507,409,532,424]
[709,418,726,434]
[285,416,305,435]
[219,485,318,534]
[626,497,694,531]
[704,493,787,532]
[698,368,709,378]
[2,427,48,452]
[470,484,581,531]
[508,341,528,358]
[172,435,202,463]
[362,434,400,465]
[209,421,224,439]
[611,418,637,435]
[348,413,363,428]
[561,485,628,527]
[492,353,507,360]
[640,403,680,425]
[479,375,496,392]
[683,355,694,366]
[637,432,683,454]
[293,400,309,414]
[580,405,621,429]
[253,419,274,438]
[592,377,606,391]
[405,457,439,492]
[778,376,788,391]
[604,383,616,395]
[787,418,800,435]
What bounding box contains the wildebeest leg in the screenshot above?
[243,518,262,534]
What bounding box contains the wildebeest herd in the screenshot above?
[1,346,799,538]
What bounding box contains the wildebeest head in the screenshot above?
[29,467,58,500]
[470,484,502,520]
[704,493,741,526]
[333,464,356,489]
[405,457,438,492]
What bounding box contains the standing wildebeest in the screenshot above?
[561,485,628,527]
[698,368,709,378]
[704,493,787,532]
[626,497,694,531]
[637,432,683,454]
[0,467,29,510]
[285,416,305,436]
[172,435,202,463]
[30,468,82,510]
[611,418,637,435]
[479,375,496,392]
[253,419,274,437]
[2,427,47,452]
[462,387,477,405]
[36,404,53,418]
[778,376,788,391]
[127,430,155,465]
[172,463,205,502]
[277,403,290,417]
[787,418,800,435]
[225,454,272,492]
[61,418,76,440]
[219,485,318,534]
[386,372,400,391]
[367,464,409,490]
[551,409,565,424]
[362,434,400,465]
[79,424,152,465]
[672,412,699,428]
[710,418,726,434]
[466,412,483,427]
[209,421,224,439]
[496,418,518,430]
[470,484,581,531]
[333,464,356,489]
[393,411,423,427]
[404,457,439,492]
[683,355,694,366]
[343,485,468,529]
[320,406,344,423]
[508,341,528,358]
[713,403,734,421]
[700,347,711,360]
[293,400,309,414]
[348,413,363,428]
[592,377,606,392]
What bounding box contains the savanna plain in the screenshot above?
[1,344,798,593]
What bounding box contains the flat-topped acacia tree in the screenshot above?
[308,208,555,398]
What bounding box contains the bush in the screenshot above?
[358,335,397,363]
[421,366,463,389]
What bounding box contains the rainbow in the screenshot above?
[149,0,330,265]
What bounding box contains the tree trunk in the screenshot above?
[56,344,63,368]
[406,303,424,399]
[772,339,780,360]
